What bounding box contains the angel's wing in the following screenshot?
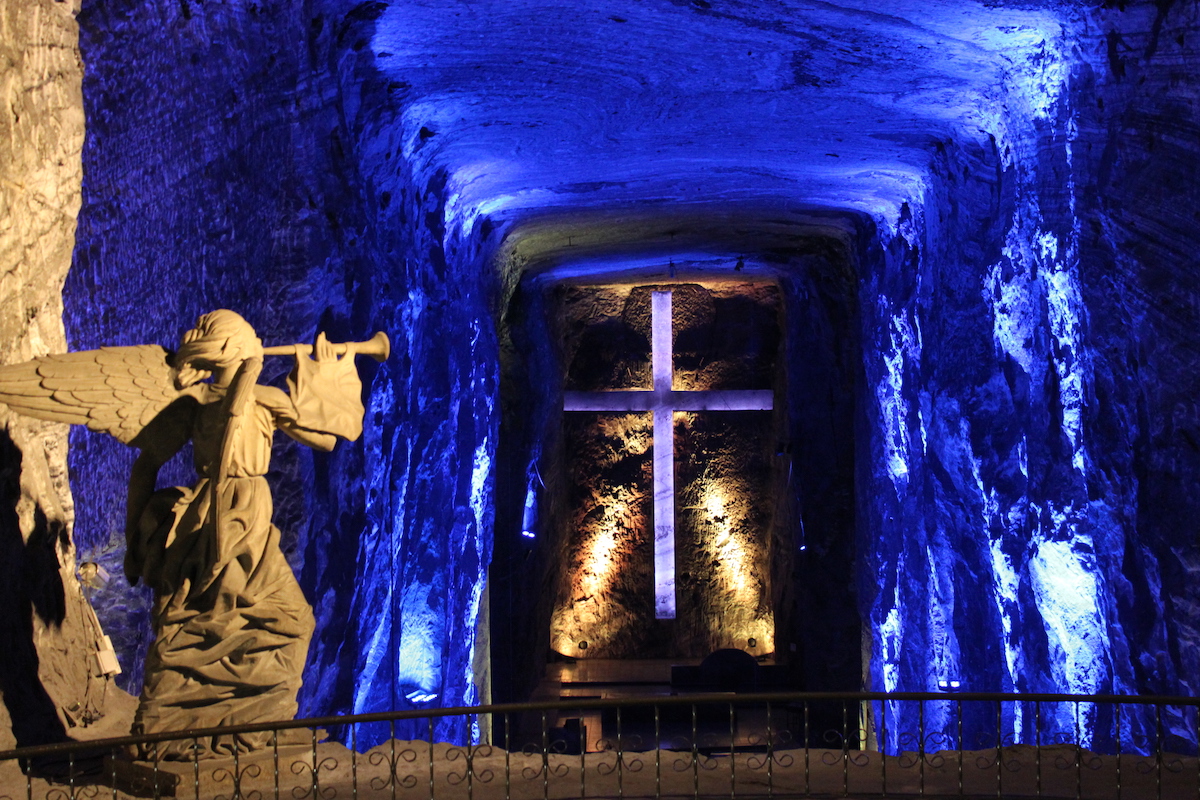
[0,346,184,446]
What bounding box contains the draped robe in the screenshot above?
[128,356,360,757]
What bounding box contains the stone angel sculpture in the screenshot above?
[0,310,388,757]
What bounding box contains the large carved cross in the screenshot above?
[564,289,774,619]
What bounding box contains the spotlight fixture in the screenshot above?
[521,483,538,539]
[405,688,440,704]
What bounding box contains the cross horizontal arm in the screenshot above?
[564,389,774,412]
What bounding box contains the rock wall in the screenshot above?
[67,0,495,747]
[1077,0,1200,727]
[0,0,133,751]
[857,0,1200,751]
[547,283,778,660]
[855,52,1130,747]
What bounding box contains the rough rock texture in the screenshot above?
[1074,0,1200,744]
[67,0,364,704]
[547,283,777,659]
[67,0,496,748]
[2,0,1196,757]
[0,0,134,752]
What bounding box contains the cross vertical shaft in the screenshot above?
[651,290,676,619]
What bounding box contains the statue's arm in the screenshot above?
[280,419,337,452]
[126,451,167,540]
[124,398,194,541]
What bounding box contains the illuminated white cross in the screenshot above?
[564,289,774,619]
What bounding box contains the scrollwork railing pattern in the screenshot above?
[2,692,1200,799]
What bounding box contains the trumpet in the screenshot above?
[262,331,390,362]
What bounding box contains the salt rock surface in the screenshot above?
[1,0,1199,757]
[0,0,134,752]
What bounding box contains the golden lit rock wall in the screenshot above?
[550,283,779,659]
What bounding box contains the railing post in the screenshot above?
[1074,700,1081,800]
[1035,700,1042,799]
[109,743,118,800]
[918,697,925,797]
[803,700,810,796]
[542,710,550,800]
[270,729,278,800]
[462,714,472,800]
[616,705,624,800]
[390,720,398,800]
[311,726,321,800]
[841,699,849,795]
[428,715,436,800]
[504,713,512,800]
[691,703,699,800]
[996,697,1003,800]
[729,701,736,800]
[351,722,359,800]
[151,741,162,800]
[766,701,774,799]
[1115,702,1123,800]
[957,698,964,797]
[1156,703,1163,800]
[654,704,661,800]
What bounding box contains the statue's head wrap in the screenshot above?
[175,310,264,388]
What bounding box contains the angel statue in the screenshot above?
[0,310,388,757]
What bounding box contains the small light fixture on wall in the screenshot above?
[521,463,543,540]
[520,484,537,539]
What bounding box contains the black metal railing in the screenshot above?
[1,692,1197,799]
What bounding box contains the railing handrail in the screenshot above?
[1,689,1195,762]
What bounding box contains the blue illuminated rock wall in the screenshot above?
[859,5,1200,751]
[70,0,362,698]
[330,76,501,744]
[857,125,1134,749]
[67,0,495,744]
[1073,0,1200,744]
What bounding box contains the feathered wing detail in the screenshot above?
[0,345,182,446]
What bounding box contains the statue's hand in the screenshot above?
[285,330,365,442]
[313,332,337,362]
